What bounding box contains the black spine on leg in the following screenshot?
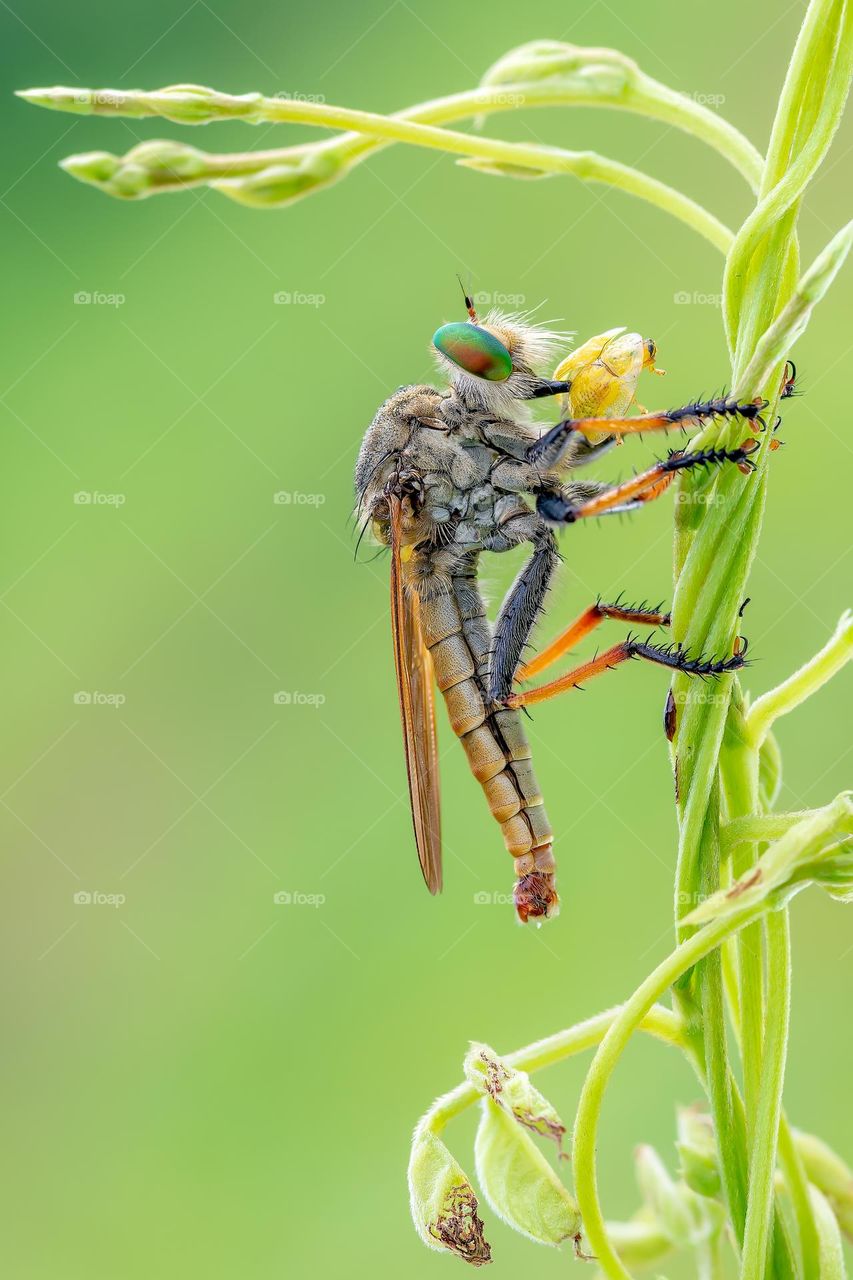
[489,533,560,703]
[662,443,759,474]
[627,634,748,676]
[664,396,767,428]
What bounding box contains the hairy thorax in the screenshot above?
[354,385,545,592]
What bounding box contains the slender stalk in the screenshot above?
[746,611,853,748]
[49,104,733,249]
[741,911,792,1276]
[423,1003,686,1131]
[573,904,764,1280]
[18,61,764,187]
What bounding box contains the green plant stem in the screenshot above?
[423,1002,686,1133]
[53,102,734,249]
[573,903,764,1280]
[746,610,853,748]
[740,910,792,1277]
[18,67,764,187]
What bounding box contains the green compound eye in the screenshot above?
[432,322,513,382]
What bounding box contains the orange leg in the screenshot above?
[536,442,761,526]
[529,396,767,472]
[569,395,765,440]
[506,636,747,710]
[518,599,670,681]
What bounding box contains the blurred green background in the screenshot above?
[1,1,850,1276]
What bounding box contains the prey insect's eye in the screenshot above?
[432,322,512,382]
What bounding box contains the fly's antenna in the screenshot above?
[457,273,478,323]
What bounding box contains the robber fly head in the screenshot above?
[431,285,568,411]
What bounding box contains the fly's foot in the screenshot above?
[626,633,749,677]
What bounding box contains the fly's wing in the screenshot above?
[389,496,442,893]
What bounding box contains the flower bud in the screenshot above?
[213,148,345,208]
[758,727,783,810]
[474,1099,580,1248]
[676,1106,721,1199]
[408,1123,491,1265]
[479,41,637,99]
[455,156,552,180]
[61,141,211,198]
[464,1043,566,1154]
[634,1144,719,1249]
[795,1129,853,1239]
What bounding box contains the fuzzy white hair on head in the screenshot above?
[431,306,574,416]
[480,308,572,374]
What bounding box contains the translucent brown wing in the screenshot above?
[389,496,442,893]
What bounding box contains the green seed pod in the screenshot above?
[634,1144,719,1249]
[464,1043,566,1154]
[213,150,345,209]
[676,1106,721,1199]
[456,156,552,181]
[794,1129,853,1239]
[408,1124,491,1266]
[474,1098,580,1248]
[758,727,784,810]
[606,1216,676,1270]
[478,40,637,99]
[809,845,853,903]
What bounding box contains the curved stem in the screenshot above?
[20,70,764,188]
[573,904,762,1280]
[746,609,853,748]
[425,1002,686,1132]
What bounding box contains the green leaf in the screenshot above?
[463,1043,566,1154]
[408,1124,491,1266]
[474,1098,580,1247]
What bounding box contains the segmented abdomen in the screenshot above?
[417,562,558,922]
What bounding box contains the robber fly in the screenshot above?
[355,291,767,924]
